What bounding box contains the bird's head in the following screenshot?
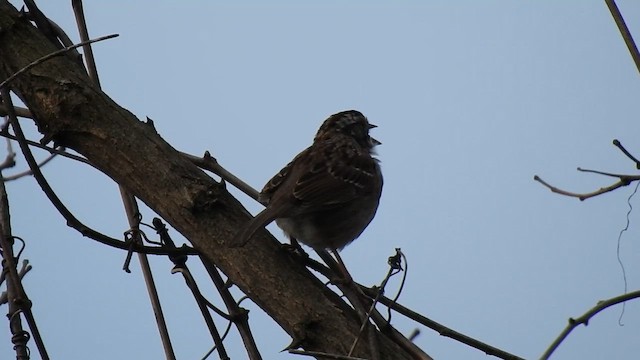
[315,110,380,150]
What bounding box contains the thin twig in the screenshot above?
[0,133,16,171]
[613,139,640,169]
[182,151,261,202]
[535,139,640,200]
[605,0,640,75]
[121,193,176,359]
[359,286,525,360]
[72,0,101,86]
[0,169,50,359]
[348,249,403,356]
[540,290,640,360]
[534,174,638,201]
[3,151,58,181]
[0,34,118,90]
[0,259,32,305]
[201,258,263,360]
[154,218,229,360]
[0,130,92,165]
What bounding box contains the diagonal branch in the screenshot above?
[3,91,194,256]
[540,289,640,360]
[605,0,640,75]
[0,2,413,358]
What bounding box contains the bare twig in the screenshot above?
[183,151,261,202]
[154,218,230,360]
[605,0,640,75]
[120,194,176,359]
[533,174,638,201]
[0,33,118,90]
[613,139,640,169]
[201,258,262,360]
[349,249,404,356]
[0,259,32,306]
[0,133,16,171]
[359,286,525,360]
[540,290,640,360]
[535,139,640,200]
[0,129,91,166]
[72,0,101,86]
[0,171,49,359]
[2,151,58,181]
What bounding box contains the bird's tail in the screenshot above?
[228,208,275,247]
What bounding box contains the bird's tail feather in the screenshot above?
[228,208,275,247]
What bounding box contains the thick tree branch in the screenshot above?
[0,2,413,358]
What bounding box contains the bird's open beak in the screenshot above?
[368,123,381,145]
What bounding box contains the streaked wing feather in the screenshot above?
[259,148,310,204]
[293,140,377,207]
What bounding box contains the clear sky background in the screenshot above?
[2,1,640,359]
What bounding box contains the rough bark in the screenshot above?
[0,2,413,359]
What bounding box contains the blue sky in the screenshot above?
[3,1,640,359]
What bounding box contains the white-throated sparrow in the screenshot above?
[230,110,383,251]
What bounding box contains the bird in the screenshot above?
[229,110,383,254]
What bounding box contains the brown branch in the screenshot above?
[535,139,640,200]
[3,89,195,257]
[183,150,261,203]
[605,0,640,75]
[72,0,101,86]
[533,174,638,201]
[540,289,640,360]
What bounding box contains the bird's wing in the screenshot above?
[292,140,379,208]
[259,147,310,204]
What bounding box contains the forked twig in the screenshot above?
[348,249,404,356]
[535,140,640,201]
